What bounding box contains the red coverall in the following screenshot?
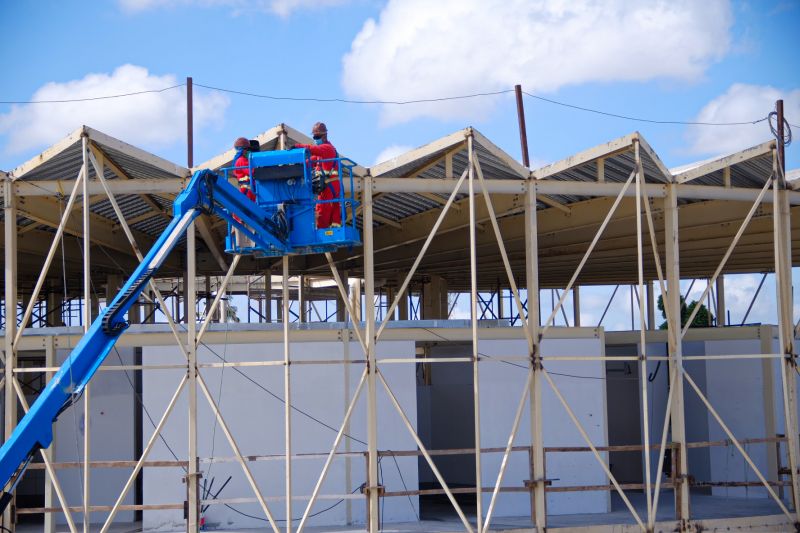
[233,152,256,202]
[293,141,341,228]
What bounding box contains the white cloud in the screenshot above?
[119,0,346,17]
[374,144,413,165]
[342,0,732,124]
[268,0,346,17]
[0,64,229,156]
[721,273,776,325]
[686,83,800,156]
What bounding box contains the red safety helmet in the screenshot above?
[234,137,250,149]
[311,122,328,138]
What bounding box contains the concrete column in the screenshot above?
[128,297,141,326]
[89,294,100,322]
[715,275,726,326]
[572,286,580,327]
[647,281,656,330]
[299,275,306,323]
[106,274,123,306]
[19,292,31,327]
[265,269,273,323]
[350,278,362,322]
[182,274,189,324]
[496,281,504,320]
[146,290,156,324]
[422,274,448,320]
[397,274,409,321]
[213,278,224,323]
[46,284,63,327]
[336,271,347,322]
[385,286,396,321]
[204,276,212,322]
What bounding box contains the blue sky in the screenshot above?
[0,0,798,172]
[1,0,800,329]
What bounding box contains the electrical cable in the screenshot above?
[521,90,770,126]
[421,327,637,381]
[80,251,188,472]
[222,482,366,523]
[191,334,369,446]
[647,360,661,383]
[2,81,783,130]
[389,451,420,521]
[0,84,185,104]
[60,252,369,521]
[201,475,232,514]
[111,345,186,472]
[769,111,793,147]
[205,293,232,485]
[77,273,367,524]
[193,83,514,105]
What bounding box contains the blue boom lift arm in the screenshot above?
[0,153,360,510]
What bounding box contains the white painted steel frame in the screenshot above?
[467,134,484,533]
[81,135,91,533]
[4,141,799,533]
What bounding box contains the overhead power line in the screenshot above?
[521,90,769,126]
[0,84,185,104]
[194,82,514,105]
[0,81,781,128]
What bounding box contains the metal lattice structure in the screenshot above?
[2,120,800,533]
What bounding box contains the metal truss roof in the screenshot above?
[2,123,797,293]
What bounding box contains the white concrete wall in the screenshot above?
[635,341,712,489]
[620,330,780,501]
[704,337,776,498]
[55,346,136,525]
[142,338,416,531]
[477,335,609,518]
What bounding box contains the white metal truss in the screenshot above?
[2,127,798,533]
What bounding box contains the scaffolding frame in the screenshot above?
[2,126,799,533]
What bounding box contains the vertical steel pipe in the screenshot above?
[514,84,530,168]
[187,77,193,168]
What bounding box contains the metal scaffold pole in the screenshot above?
[773,99,800,524]
[525,180,546,529]
[634,141,653,525]
[364,174,380,532]
[3,174,18,531]
[187,223,200,531]
[81,133,91,533]
[283,255,293,533]
[664,183,690,527]
[467,133,484,532]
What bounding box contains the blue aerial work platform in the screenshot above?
[0,146,361,509]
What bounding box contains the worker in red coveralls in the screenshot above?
[232,136,256,201]
[232,136,255,247]
[293,122,341,229]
